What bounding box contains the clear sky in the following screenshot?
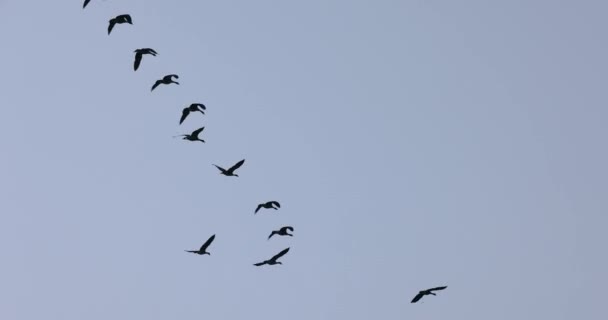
[1,1,606,319]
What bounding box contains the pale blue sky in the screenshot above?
[1,1,606,319]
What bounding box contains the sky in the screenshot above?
[1,0,607,319]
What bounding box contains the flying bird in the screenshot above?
[151,74,179,91]
[411,286,448,303]
[83,0,91,8]
[213,159,245,177]
[253,247,290,266]
[255,201,280,214]
[268,226,294,240]
[174,126,206,143]
[108,14,132,35]
[133,48,158,71]
[180,103,206,124]
[185,234,216,255]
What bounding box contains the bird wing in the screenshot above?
[179,108,190,124]
[168,74,179,80]
[269,247,290,262]
[254,204,264,214]
[83,0,91,8]
[108,19,116,34]
[253,261,266,266]
[228,159,245,172]
[213,164,226,173]
[268,232,276,239]
[133,52,142,71]
[428,286,447,292]
[193,103,206,110]
[199,234,216,251]
[148,48,158,55]
[123,14,133,24]
[271,201,280,208]
[411,292,424,303]
[191,126,205,138]
[281,226,294,232]
[151,80,161,91]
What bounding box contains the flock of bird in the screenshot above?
[82,0,447,306]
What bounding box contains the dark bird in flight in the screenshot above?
[185,234,216,255]
[180,103,206,124]
[151,74,179,91]
[268,226,294,240]
[411,286,448,303]
[108,14,132,35]
[133,48,158,71]
[213,159,245,177]
[254,247,290,266]
[255,201,281,214]
[83,0,91,8]
[174,126,206,143]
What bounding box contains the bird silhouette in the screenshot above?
[133,48,158,71]
[151,74,179,91]
[108,14,132,35]
[213,159,245,177]
[411,286,448,303]
[180,103,206,124]
[83,0,91,8]
[185,234,216,255]
[255,201,280,214]
[268,226,294,240]
[254,247,290,266]
[174,126,206,143]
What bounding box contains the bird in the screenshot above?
[268,226,294,240]
[185,234,216,255]
[108,14,132,35]
[411,286,448,303]
[180,103,206,125]
[83,0,91,8]
[213,159,245,177]
[255,201,280,214]
[254,247,290,266]
[173,126,205,143]
[133,48,158,71]
[151,74,179,91]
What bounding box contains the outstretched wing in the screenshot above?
[199,234,216,251]
[108,19,116,34]
[228,159,245,172]
[83,0,91,8]
[428,286,447,292]
[180,108,190,124]
[133,52,142,71]
[411,292,424,303]
[253,261,266,266]
[267,231,276,239]
[270,201,280,208]
[213,164,226,173]
[191,126,205,138]
[255,204,263,214]
[151,80,161,91]
[270,247,290,262]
